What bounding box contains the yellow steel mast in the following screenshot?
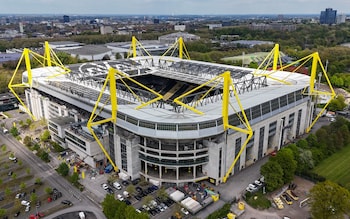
[87,67,163,172]
[254,45,335,133]
[8,42,70,121]
[161,37,190,59]
[174,71,253,183]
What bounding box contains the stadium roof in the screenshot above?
[25,56,310,125]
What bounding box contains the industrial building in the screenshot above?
[10,40,333,186]
[0,92,19,112]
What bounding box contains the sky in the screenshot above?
[0,0,349,15]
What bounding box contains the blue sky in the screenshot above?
[0,0,349,15]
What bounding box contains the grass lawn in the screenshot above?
[314,146,350,190]
[245,191,271,209]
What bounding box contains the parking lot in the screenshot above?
[0,140,72,218]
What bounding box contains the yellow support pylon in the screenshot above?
[173,71,252,183]
[87,67,163,173]
[8,41,71,121]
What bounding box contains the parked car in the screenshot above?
[117,194,124,201]
[102,183,109,190]
[254,180,263,186]
[181,208,189,215]
[107,188,114,194]
[9,156,17,161]
[132,178,141,185]
[122,180,129,186]
[25,205,31,212]
[14,211,20,217]
[21,200,30,206]
[113,182,122,190]
[248,183,257,189]
[36,200,41,207]
[61,200,73,206]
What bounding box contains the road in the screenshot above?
[0,132,106,219]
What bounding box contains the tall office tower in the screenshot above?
[63,15,70,23]
[19,22,24,33]
[320,8,337,25]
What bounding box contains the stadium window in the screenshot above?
[157,123,177,131]
[178,124,197,131]
[139,121,156,129]
[261,101,271,115]
[271,98,279,111]
[279,95,288,107]
[288,92,295,104]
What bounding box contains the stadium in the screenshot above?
[9,38,334,186]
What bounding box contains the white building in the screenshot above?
[174,25,186,31]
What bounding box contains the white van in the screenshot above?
[113,182,121,190]
[79,211,85,219]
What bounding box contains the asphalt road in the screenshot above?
[0,132,106,219]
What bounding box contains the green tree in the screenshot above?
[157,187,168,202]
[5,187,11,197]
[26,168,31,175]
[39,151,50,162]
[12,173,17,180]
[45,187,52,195]
[309,180,350,219]
[70,172,79,186]
[0,208,6,217]
[142,195,153,206]
[26,118,32,127]
[1,144,6,152]
[23,136,32,147]
[10,126,19,137]
[35,177,42,185]
[260,160,284,191]
[102,194,119,219]
[126,184,136,196]
[20,182,26,190]
[0,179,2,185]
[328,95,346,111]
[271,148,297,183]
[57,162,70,176]
[30,193,38,203]
[40,130,51,142]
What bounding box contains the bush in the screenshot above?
[297,171,326,183]
[50,141,64,152]
[206,203,231,219]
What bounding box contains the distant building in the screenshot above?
[224,40,274,48]
[100,25,114,35]
[63,15,70,23]
[174,25,186,31]
[153,19,160,24]
[0,53,22,64]
[47,41,84,50]
[106,40,170,58]
[19,22,24,33]
[64,45,112,61]
[208,24,222,30]
[0,92,19,112]
[158,32,200,44]
[320,8,337,25]
[337,14,346,24]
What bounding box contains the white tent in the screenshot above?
[170,190,185,202]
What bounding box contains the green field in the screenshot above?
[314,146,350,190]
